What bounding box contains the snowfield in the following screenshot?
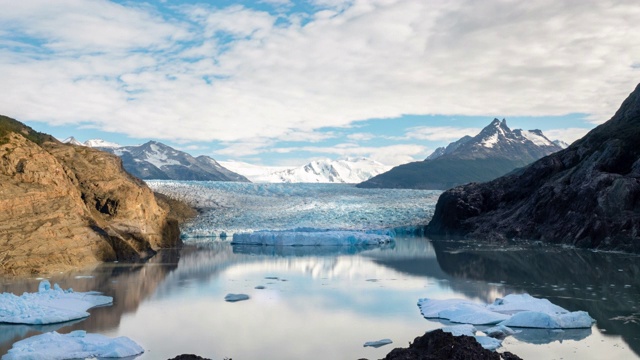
[147,181,441,239]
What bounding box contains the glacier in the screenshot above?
[0,280,112,325]
[231,229,394,246]
[147,181,441,239]
[2,331,144,360]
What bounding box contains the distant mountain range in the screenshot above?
[222,157,390,183]
[358,119,564,190]
[63,138,249,182]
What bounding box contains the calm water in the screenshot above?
[1,238,639,359]
[1,182,639,359]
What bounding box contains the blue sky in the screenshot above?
[1,0,639,166]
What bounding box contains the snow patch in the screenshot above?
[521,130,554,146]
[3,331,144,360]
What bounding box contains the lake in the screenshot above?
[1,182,639,359]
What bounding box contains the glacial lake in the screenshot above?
[1,182,639,359]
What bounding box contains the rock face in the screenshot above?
[426,84,640,252]
[358,119,562,190]
[0,115,182,275]
[381,329,522,360]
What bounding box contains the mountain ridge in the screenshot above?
[64,139,250,182]
[358,119,562,190]
[228,157,391,183]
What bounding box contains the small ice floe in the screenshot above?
[224,294,250,302]
[418,293,595,329]
[0,280,112,325]
[3,330,144,360]
[363,339,393,348]
[231,229,394,246]
[441,325,502,351]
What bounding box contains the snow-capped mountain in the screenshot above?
[553,139,570,149]
[74,139,248,182]
[63,137,122,148]
[427,119,562,162]
[223,157,390,183]
[359,119,563,190]
[218,161,291,181]
[62,136,84,146]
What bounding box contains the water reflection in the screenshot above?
[428,240,640,356]
[1,238,639,359]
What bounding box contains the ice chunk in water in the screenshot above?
[232,229,394,246]
[225,294,250,302]
[363,339,393,348]
[3,330,144,359]
[0,280,112,325]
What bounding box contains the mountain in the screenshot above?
[0,115,182,275]
[358,119,563,190]
[228,157,391,183]
[84,138,121,148]
[218,160,291,181]
[89,141,249,182]
[553,139,570,148]
[62,137,121,148]
[425,83,640,253]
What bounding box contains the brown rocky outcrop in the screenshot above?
[0,116,182,275]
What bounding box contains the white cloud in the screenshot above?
[346,133,376,141]
[1,0,639,148]
[543,128,592,144]
[402,126,481,141]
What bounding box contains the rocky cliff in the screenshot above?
[425,84,640,252]
[0,115,182,275]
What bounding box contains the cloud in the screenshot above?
[401,126,481,141]
[346,132,376,141]
[542,127,592,144]
[1,0,639,147]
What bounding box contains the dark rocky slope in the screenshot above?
[426,84,640,252]
[0,115,183,275]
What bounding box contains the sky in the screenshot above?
[1,0,639,166]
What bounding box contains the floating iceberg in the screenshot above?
[231,229,394,246]
[225,294,250,302]
[363,338,393,348]
[2,330,144,360]
[0,280,112,325]
[418,294,594,329]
